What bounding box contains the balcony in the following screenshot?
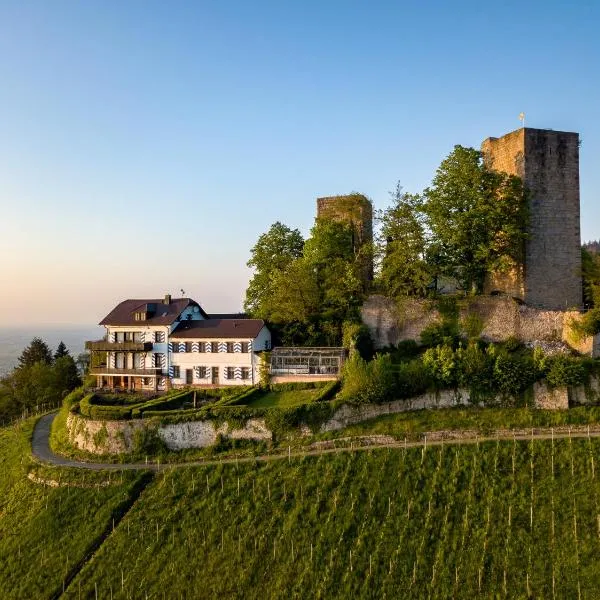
[90,367,163,377]
[85,340,153,352]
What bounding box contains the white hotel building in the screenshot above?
[86,295,271,392]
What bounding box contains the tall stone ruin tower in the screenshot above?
[481,128,582,310]
[316,193,374,282]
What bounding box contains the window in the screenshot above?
[198,342,205,353]
[171,343,180,353]
[197,366,207,378]
[226,342,234,353]
[133,332,142,342]
[185,342,192,353]
[226,367,235,379]
[154,331,165,343]
[173,366,180,378]
[211,341,219,353]
[241,342,249,353]
[241,367,250,380]
[154,353,164,369]
[142,378,150,386]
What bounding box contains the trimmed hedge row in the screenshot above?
[132,390,193,417]
[79,394,148,420]
[313,380,340,402]
[268,381,330,392]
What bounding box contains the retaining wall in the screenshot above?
[66,378,582,455]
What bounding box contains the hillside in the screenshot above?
[3,416,600,598]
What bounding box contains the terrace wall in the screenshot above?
[65,379,593,455]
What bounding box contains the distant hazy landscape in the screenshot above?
[0,325,102,376]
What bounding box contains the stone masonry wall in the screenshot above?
[482,128,581,310]
[361,294,596,355]
[67,377,586,455]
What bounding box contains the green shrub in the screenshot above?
[493,352,535,396]
[503,336,523,353]
[422,345,457,388]
[420,322,458,348]
[342,321,374,360]
[571,308,600,339]
[546,355,588,388]
[340,354,396,404]
[460,313,484,340]
[395,360,431,399]
[393,340,420,361]
[455,342,494,397]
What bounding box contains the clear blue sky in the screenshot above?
[0,0,598,325]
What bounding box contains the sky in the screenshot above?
[0,0,598,326]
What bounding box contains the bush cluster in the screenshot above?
[341,338,595,405]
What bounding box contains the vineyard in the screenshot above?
[68,434,600,598]
[0,421,148,599]
[4,417,600,598]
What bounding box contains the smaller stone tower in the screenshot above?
[316,193,374,282]
[481,128,582,310]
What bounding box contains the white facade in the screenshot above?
[90,297,270,391]
[169,326,271,387]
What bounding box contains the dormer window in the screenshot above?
[134,311,147,321]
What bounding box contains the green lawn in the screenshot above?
[245,388,318,408]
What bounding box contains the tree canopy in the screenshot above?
[377,145,528,297]
[1,338,81,424]
[18,337,53,368]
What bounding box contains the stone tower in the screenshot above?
[316,193,373,282]
[481,128,582,310]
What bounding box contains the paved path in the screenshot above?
[31,413,600,472]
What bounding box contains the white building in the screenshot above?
[86,294,270,392]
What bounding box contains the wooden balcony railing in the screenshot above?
[85,341,153,352]
[90,367,163,377]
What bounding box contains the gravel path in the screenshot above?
[31,412,600,472]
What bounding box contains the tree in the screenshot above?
[244,222,304,317]
[18,338,53,368]
[53,355,81,395]
[581,247,600,308]
[54,341,69,360]
[378,183,430,297]
[423,145,528,294]
[304,219,364,317]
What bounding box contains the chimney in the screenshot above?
[163,294,171,305]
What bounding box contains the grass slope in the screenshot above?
[0,419,149,599]
[67,437,600,599]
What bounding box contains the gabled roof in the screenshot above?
[99,298,208,326]
[170,319,266,340]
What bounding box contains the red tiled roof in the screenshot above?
[99,298,208,326]
[170,319,266,340]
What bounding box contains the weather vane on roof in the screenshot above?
[519,112,525,128]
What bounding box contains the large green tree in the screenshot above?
[244,222,304,317]
[18,337,53,368]
[423,145,528,293]
[378,184,430,297]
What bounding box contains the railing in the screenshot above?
[85,341,153,352]
[89,367,163,376]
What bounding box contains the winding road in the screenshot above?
[31,413,600,472]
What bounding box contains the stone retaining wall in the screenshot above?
[66,378,581,455]
[361,294,597,355]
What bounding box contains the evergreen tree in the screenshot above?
[17,338,53,368]
[54,341,69,360]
